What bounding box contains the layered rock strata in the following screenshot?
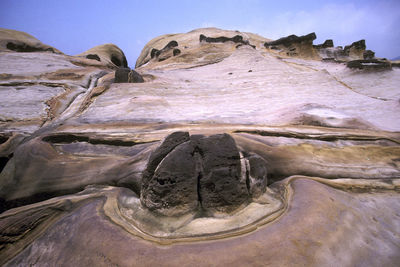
[0,27,399,266]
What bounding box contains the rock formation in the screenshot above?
[0,27,399,266]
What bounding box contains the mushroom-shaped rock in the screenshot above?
[77,43,128,68]
[347,59,392,70]
[0,28,62,53]
[265,32,316,47]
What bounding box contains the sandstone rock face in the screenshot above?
[0,27,400,266]
[0,28,61,54]
[77,43,128,68]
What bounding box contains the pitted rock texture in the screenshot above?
[141,132,264,216]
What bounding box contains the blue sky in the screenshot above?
[1,0,399,67]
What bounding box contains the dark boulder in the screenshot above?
[114,68,144,83]
[140,132,269,216]
[85,54,101,61]
[265,32,316,48]
[347,59,392,70]
[141,141,199,216]
[194,134,249,212]
[363,50,375,60]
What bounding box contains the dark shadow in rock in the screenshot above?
[85,54,101,61]
[150,40,180,61]
[6,42,55,53]
[111,54,128,68]
[42,134,139,146]
[200,34,256,48]
[0,188,80,213]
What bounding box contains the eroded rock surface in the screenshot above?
[141,132,267,216]
[0,27,400,266]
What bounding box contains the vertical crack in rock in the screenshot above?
[0,153,12,173]
[193,146,205,209]
[242,153,251,195]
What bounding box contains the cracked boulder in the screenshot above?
[114,68,144,83]
[140,132,268,216]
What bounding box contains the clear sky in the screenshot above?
[1,0,399,67]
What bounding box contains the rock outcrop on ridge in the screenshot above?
[0,27,400,266]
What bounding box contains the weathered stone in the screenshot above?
[199,34,255,48]
[195,134,249,212]
[141,141,198,216]
[6,42,55,53]
[164,40,178,50]
[77,43,128,68]
[265,32,316,47]
[0,28,62,53]
[347,59,392,70]
[114,68,144,83]
[344,40,366,52]
[142,131,190,182]
[150,40,179,62]
[363,50,375,59]
[314,39,334,49]
[141,133,252,215]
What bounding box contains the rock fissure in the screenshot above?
[234,130,400,145]
[42,134,144,147]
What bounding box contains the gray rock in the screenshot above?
[195,134,249,212]
[141,132,253,216]
[141,141,198,216]
[114,68,144,83]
